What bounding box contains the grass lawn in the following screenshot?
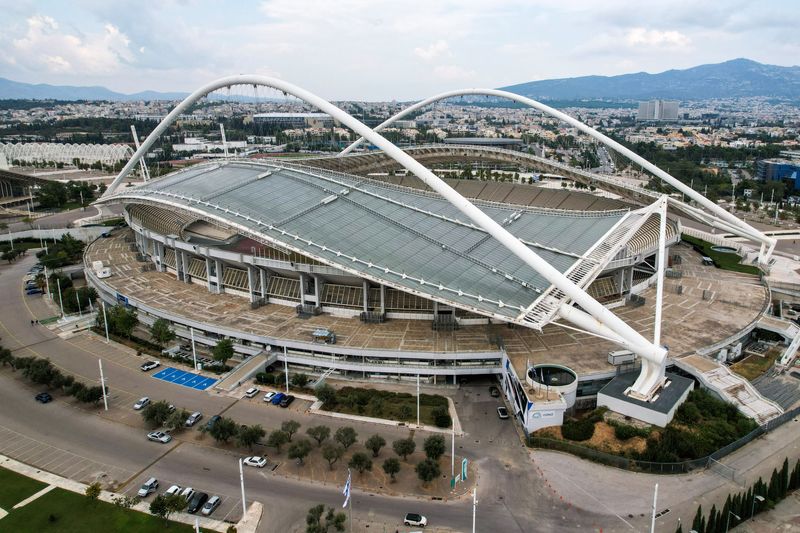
[731,350,780,381]
[0,486,194,533]
[0,466,47,509]
[321,387,451,427]
[681,235,761,275]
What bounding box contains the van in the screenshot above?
[137,477,159,497]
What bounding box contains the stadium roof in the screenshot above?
[101,160,652,328]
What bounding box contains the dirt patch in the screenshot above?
[532,421,648,456]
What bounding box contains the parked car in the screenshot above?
[164,484,182,497]
[137,477,159,497]
[25,288,43,295]
[404,513,428,527]
[270,392,286,405]
[140,361,160,372]
[497,406,509,419]
[35,392,52,403]
[133,397,150,410]
[201,495,221,516]
[147,431,172,444]
[263,391,276,403]
[489,386,500,397]
[205,415,221,430]
[187,492,209,514]
[185,411,203,427]
[244,387,259,399]
[243,456,268,468]
[180,486,195,502]
[279,395,295,408]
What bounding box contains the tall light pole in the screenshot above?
[238,458,247,518]
[751,494,765,518]
[76,291,83,318]
[725,511,740,533]
[56,277,64,317]
[416,374,420,427]
[98,359,108,411]
[101,300,110,342]
[451,425,456,478]
[44,266,51,301]
[472,487,477,533]
[190,327,198,370]
[650,483,658,533]
[8,228,13,251]
[284,346,289,394]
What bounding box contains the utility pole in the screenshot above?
[239,458,247,517]
[101,300,110,342]
[190,327,198,370]
[416,374,420,426]
[650,483,658,533]
[98,359,108,411]
[472,487,477,533]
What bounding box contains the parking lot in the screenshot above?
[152,367,217,391]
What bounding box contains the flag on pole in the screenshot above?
[342,469,352,508]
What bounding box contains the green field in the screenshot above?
[0,467,193,532]
[0,466,47,509]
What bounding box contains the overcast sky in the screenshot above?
[0,0,797,101]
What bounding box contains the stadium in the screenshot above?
[85,76,783,432]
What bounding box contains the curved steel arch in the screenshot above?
[103,75,667,399]
[340,88,775,263]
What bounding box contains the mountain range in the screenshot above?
[1,58,799,102]
[501,58,800,100]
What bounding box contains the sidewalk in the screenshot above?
[0,454,259,533]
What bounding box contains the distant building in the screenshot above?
[637,100,679,121]
[756,158,800,190]
[442,137,523,149]
[252,112,334,128]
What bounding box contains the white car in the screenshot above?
[137,477,159,497]
[201,495,221,516]
[263,391,277,403]
[140,361,160,372]
[147,431,172,444]
[404,513,428,527]
[133,397,150,410]
[244,387,259,399]
[185,411,203,427]
[180,486,195,501]
[164,484,182,497]
[243,456,268,468]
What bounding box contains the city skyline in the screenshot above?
[0,0,798,101]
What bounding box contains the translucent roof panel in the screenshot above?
[115,161,633,321]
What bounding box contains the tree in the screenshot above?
[98,304,138,338]
[431,406,452,428]
[150,493,185,523]
[85,482,102,503]
[306,504,347,533]
[348,452,372,475]
[165,409,191,432]
[237,424,266,451]
[415,458,441,486]
[212,338,235,365]
[423,435,446,461]
[78,385,104,405]
[334,426,357,449]
[141,400,173,427]
[267,429,290,452]
[307,425,331,447]
[365,434,386,458]
[149,318,175,349]
[291,373,310,388]
[315,383,337,406]
[321,443,344,470]
[382,457,401,482]
[282,420,301,441]
[209,416,238,444]
[393,438,416,461]
[288,438,313,465]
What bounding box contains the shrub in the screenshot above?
[613,423,646,441]
[431,406,452,428]
[290,373,309,388]
[561,419,595,442]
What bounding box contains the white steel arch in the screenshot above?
[103,75,667,399]
[339,89,776,264]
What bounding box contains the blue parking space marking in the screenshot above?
[151,366,216,391]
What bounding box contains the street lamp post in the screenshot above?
[725,511,740,533]
[190,327,198,370]
[239,458,247,517]
[98,359,108,411]
[416,374,420,427]
[751,494,765,518]
[101,300,110,342]
[471,487,477,533]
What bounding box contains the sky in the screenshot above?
[0,0,798,101]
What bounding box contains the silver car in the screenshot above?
[201,495,221,516]
[133,397,150,410]
[147,431,172,444]
[185,411,203,427]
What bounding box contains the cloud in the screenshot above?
[626,28,691,48]
[414,40,451,61]
[6,15,134,75]
[433,65,476,81]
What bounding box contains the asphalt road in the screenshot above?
[1,252,615,532]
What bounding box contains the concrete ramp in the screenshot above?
[757,315,800,340]
[214,351,276,392]
[675,354,783,424]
